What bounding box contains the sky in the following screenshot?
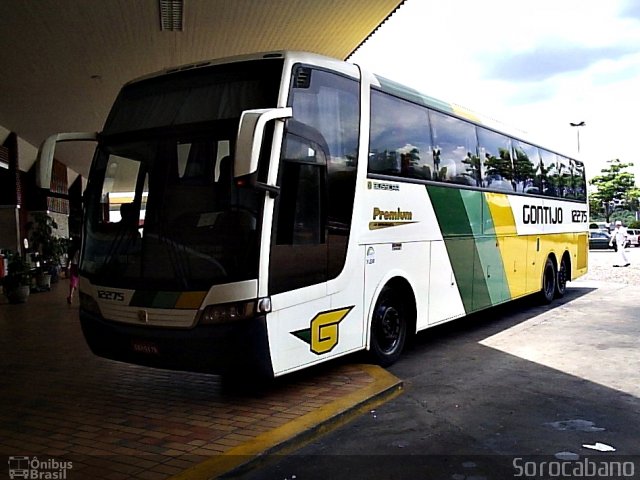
[350,0,640,182]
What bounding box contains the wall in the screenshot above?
[0,206,20,253]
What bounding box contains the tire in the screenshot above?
[369,286,407,367]
[555,256,568,298]
[540,257,556,304]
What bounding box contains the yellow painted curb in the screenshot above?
[169,364,403,480]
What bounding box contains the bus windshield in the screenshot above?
[81,59,283,291]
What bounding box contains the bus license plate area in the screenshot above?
[131,340,160,356]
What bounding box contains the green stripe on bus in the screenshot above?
[460,189,483,237]
[458,190,493,310]
[476,193,510,305]
[427,185,473,236]
[427,186,515,313]
[151,292,182,308]
[130,290,156,308]
[427,185,474,312]
[130,291,181,308]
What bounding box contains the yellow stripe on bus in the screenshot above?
[175,291,207,309]
[484,193,523,298]
[484,193,517,235]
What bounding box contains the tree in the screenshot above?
[462,152,482,187]
[589,159,640,222]
[512,147,537,192]
[28,212,59,262]
[483,148,514,189]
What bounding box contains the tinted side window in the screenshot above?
[275,133,326,246]
[539,149,558,197]
[477,127,514,192]
[430,110,480,186]
[512,140,540,194]
[288,68,359,241]
[571,159,587,201]
[557,155,572,199]
[369,90,433,179]
[270,67,360,294]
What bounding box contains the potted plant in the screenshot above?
[50,236,68,283]
[3,251,32,303]
[28,213,63,290]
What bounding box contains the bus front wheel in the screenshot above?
[540,257,556,304]
[369,286,407,367]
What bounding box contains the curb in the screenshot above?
[169,364,403,479]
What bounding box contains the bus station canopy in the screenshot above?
[0,0,404,176]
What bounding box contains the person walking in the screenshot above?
[67,241,80,304]
[609,220,630,267]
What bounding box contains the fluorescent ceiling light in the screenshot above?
[159,0,183,31]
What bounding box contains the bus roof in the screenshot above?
[123,50,580,164]
[125,51,359,86]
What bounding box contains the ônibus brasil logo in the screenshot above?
[8,456,73,479]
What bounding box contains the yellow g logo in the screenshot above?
[291,306,353,355]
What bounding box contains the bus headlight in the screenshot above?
[199,300,257,325]
[79,292,102,316]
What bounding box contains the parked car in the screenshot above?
[626,228,640,247]
[589,230,615,250]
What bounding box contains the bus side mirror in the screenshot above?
[36,132,98,188]
[235,107,292,178]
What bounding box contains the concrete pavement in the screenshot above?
[235,251,640,478]
[0,280,401,480]
[2,247,639,479]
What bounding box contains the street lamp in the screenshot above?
[570,121,586,153]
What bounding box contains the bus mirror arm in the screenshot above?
[36,132,98,188]
[253,181,280,198]
[235,107,293,178]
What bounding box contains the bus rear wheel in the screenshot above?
[540,257,556,304]
[555,256,568,298]
[369,286,407,367]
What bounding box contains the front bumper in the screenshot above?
[80,310,273,377]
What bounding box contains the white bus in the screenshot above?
[38,51,588,377]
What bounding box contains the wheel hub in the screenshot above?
[377,306,400,352]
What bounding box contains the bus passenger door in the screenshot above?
[265,66,362,375]
[266,130,332,375]
[269,131,328,294]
